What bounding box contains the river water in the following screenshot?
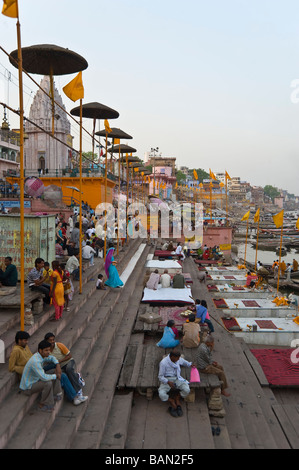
[236,242,299,266]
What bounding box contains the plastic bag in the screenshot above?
[190,365,201,383]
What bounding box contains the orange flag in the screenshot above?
[2,0,18,18]
[63,72,84,102]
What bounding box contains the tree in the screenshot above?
[264,185,280,202]
[175,170,187,184]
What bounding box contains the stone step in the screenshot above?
[1,239,143,449]
[37,242,150,449]
[99,392,134,449]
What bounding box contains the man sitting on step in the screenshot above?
[158,350,193,418]
[195,335,230,397]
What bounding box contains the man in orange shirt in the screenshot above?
[44,332,87,404]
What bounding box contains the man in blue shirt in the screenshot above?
[195,299,214,333]
[20,340,62,412]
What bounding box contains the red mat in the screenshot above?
[255,320,278,330]
[213,298,228,308]
[207,284,218,292]
[224,276,236,280]
[242,300,260,308]
[250,349,299,386]
[232,286,245,291]
[221,317,242,331]
[158,306,193,327]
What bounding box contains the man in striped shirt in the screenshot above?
[20,340,62,412]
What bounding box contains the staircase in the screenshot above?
[0,238,152,449]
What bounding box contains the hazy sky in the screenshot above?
[1,0,299,195]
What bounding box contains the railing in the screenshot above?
[22,168,120,182]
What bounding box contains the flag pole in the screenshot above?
[104,131,108,258]
[16,13,25,330]
[254,213,260,271]
[79,98,83,294]
[225,174,228,226]
[244,217,249,267]
[277,222,284,294]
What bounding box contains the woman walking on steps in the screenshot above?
[49,261,65,320]
[104,243,124,288]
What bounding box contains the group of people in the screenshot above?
[271,258,298,281]
[9,330,88,412]
[197,244,223,261]
[154,245,230,418]
[145,269,186,291]
[27,258,74,321]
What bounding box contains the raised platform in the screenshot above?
[232,317,299,346]
[209,283,272,299]
[213,298,296,317]
[207,274,247,285]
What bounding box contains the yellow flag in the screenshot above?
[296,218,299,230]
[175,182,178,189]
[104,119,112,134]
[209,169,217,180]
[63,72,84,102]
[254,208,260,223]
[134,167,139,172]
[273,210,284,228]
[114,138,120,144]
[241,210,250,221]
[225,170,231,180]
[193,169,198,180]
[2,0,18,18]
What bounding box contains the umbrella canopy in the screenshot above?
[108,144,136,154]
[95,128,132,140]
[9,44,88,76]
[70,102,119,120]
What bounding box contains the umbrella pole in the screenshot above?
[16,18,25,330]
[49,69,55,136]
[244,217,249,267]
[126,155,129,242]
[117,147,120,255]
[79,99,83,294]
[104,132,108,258]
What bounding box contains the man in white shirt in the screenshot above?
[160,269,171,288]
[175,243,185,261]
[66,254,80,281]
[158,351,193,417]
[82,241,96,266]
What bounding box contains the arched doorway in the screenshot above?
[39,156,45,171]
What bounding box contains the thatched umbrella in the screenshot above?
[9,44,88,135]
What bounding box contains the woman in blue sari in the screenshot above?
[104,244,124,288]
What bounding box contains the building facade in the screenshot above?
[24,76,72,172]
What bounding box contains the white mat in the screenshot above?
[142,285,194,304]
[120,243,146,286]
[145,260,182,270]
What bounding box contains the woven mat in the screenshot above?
[250,349,299,386]
[255,320,278,330]
[224,276,236,280]
[232,286,245,291]
[221,317,242,331]
[158,306,193,327]
[242,300,261,308]
[213,298,228,308]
